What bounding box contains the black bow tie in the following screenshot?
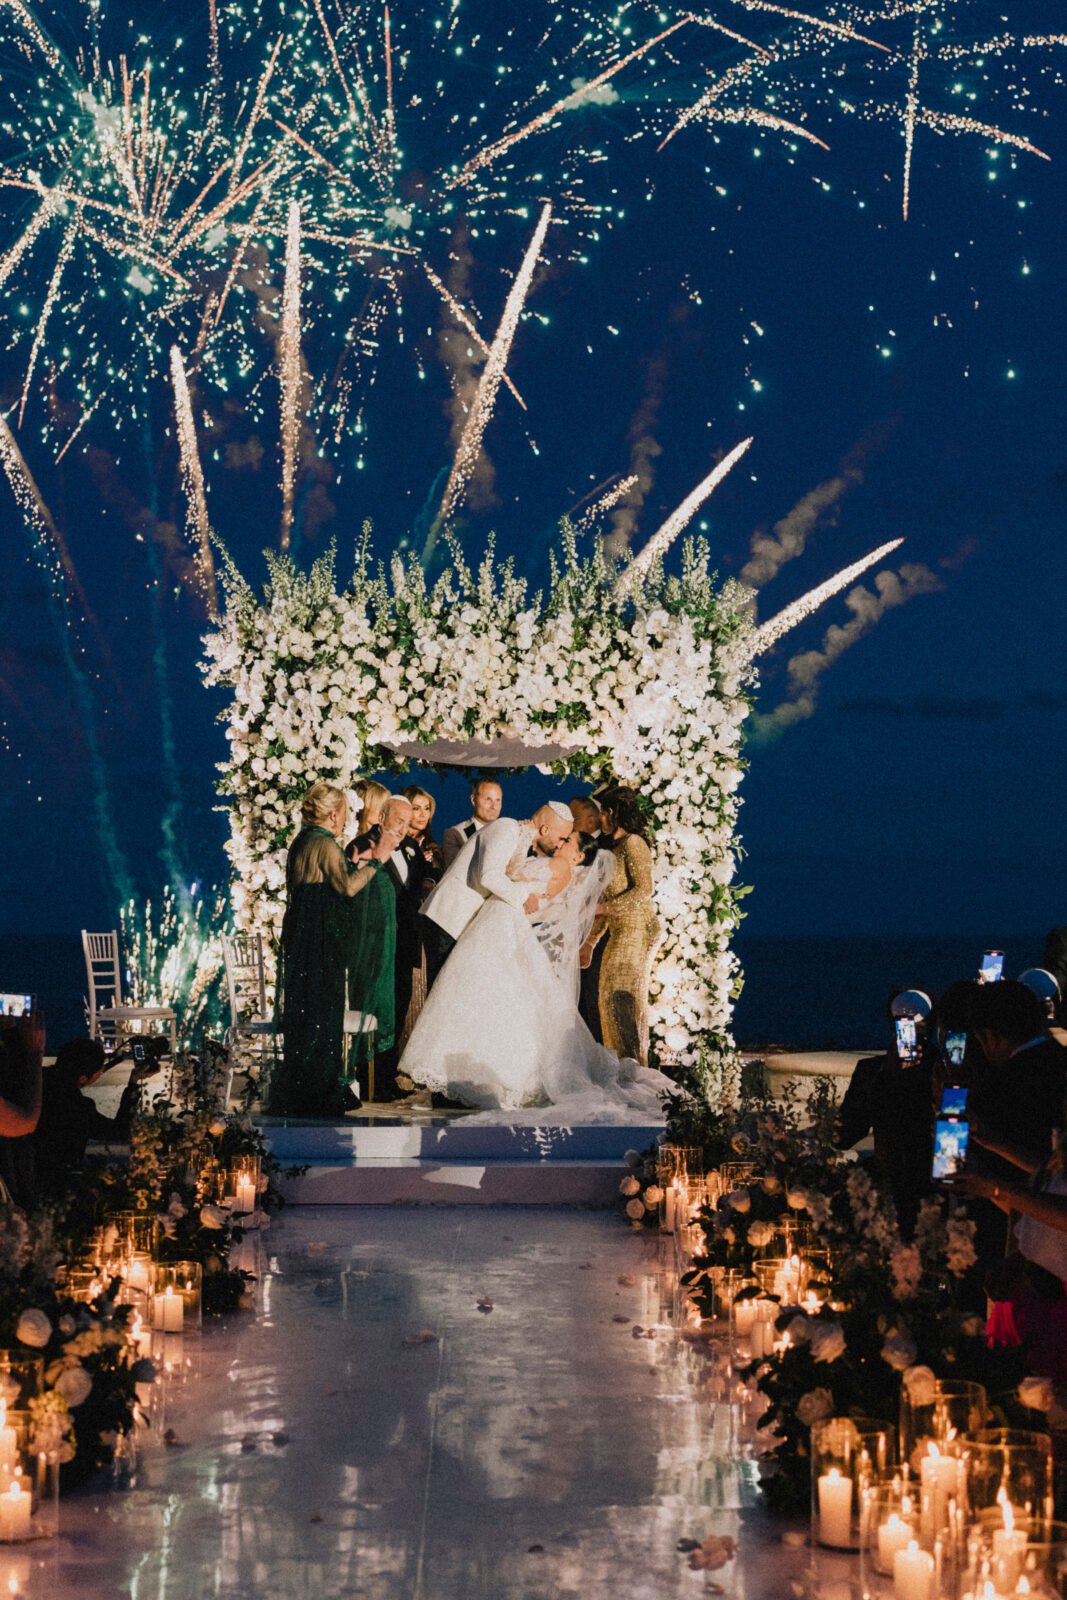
[527,845,539,858]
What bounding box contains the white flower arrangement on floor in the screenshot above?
[202,524,754,1066]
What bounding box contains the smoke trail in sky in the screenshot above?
[0,413,132,905]
[740,442,873,589]
[605,355,667,558]
[749,561,943,740]
[170,345,218,610]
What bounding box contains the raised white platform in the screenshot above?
[262,1113,661,1206]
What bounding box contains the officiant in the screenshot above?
[348,795,425,1100]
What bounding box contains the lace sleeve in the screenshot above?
[533,852,616,1003]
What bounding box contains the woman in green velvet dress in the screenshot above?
[268,782,396,1118]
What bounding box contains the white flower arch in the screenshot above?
[202,525,754,1070]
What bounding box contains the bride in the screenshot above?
[398,815,672,1120]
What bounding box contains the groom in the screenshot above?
[419,802,574,990]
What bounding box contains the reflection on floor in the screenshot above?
[31,1209,859,1599]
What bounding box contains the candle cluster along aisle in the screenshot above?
[0,1040,285,1535]
[614,1058,1063,1583]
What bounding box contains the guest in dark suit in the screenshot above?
[835,988,938,1236]
[441,779,503,868]
[970,980,1067,1170]
[349,796,424,1099]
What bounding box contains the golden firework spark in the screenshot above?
[623,439,754,587]
[429,202,552,549]
[747,538,905,657]
[279,200,302,553]
[169,345,218,610]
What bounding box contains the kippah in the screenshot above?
[547,800,573,821]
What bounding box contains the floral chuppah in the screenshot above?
[202,525,754,1069]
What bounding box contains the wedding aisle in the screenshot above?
[31,1207,857,1600]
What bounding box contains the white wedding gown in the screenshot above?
[399,842,672,1123]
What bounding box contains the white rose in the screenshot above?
[810,1321,846,1364]
[761,1174,780,1194]
[644,1186,663,1206]
[54,1366,93,1407]
[784,1315,812,1345]
[16,1310,52,1349]
[786,1189,809,1210]
[619,1176,640,1197]
[1019,1377,1054,1412]
[881,1332,918,1371]
[625,1198,645,1221]
[796,1388,834,1427]
[200,1205,227,1230]
[747,1221,775,1248]
[903,1366,937,1407]
[726,1189,751,1214]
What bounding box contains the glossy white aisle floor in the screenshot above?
[30,1209,854,1600]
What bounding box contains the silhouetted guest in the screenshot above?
[1043,926,1067,1026]
[970,980,1067,1171]
[31,1038,155,1200]
[0,1008,44,1207]
[835,987,937,1236]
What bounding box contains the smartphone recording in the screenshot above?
[932,1118,970,1180]
[979,950,1004,984]
[939,1085,968,1117]
[0,994,32,1018]
[894,1016,921,1063]
[943,1031,967,1069]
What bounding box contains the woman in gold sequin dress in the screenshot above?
[582,788,661,1068]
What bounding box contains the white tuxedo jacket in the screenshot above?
[420,817,530,942]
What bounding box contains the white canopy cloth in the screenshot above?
[386,735,578,768]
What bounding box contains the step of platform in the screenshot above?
[274,1158,625,1206]
[260,1115,661,1165]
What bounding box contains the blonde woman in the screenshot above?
[354,779,390,838]
[269,781,396,1118]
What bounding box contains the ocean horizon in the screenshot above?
[2,931,1052,1058]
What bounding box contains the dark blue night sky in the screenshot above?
[1,0,1064,990]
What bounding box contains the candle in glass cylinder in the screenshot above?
[126,1253,151,1293]
[235,1177,256,1214]
[0,1478,30,1542]
[893,1539,934,1600]
[878,1510,915,1571]
[750,1300,778,1358]
[991,1495,1028,1593]
[818,1466,853,1548]
[920,1442,960,1540]
[733,1298,757,1336]
[0,1405,17,1491]
[152,1286,183,1333]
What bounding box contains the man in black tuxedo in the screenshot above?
[349,796,423,1100]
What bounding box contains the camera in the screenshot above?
[129,1035,169,1069]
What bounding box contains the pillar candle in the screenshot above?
[893,1540,934,1600]
[920,1444,960,1540]
[0,1406,17,1489]
[235,1178,256,1214]
[733,1299,756,1336]
[0,1480,31,1543]
[152,1286,183,1333]
[126,1254,151,1293]
[818,1466,853,1547]
[750,1300,777,1357]
[878,1512,914,1573]
[992,1516,1028,1592]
